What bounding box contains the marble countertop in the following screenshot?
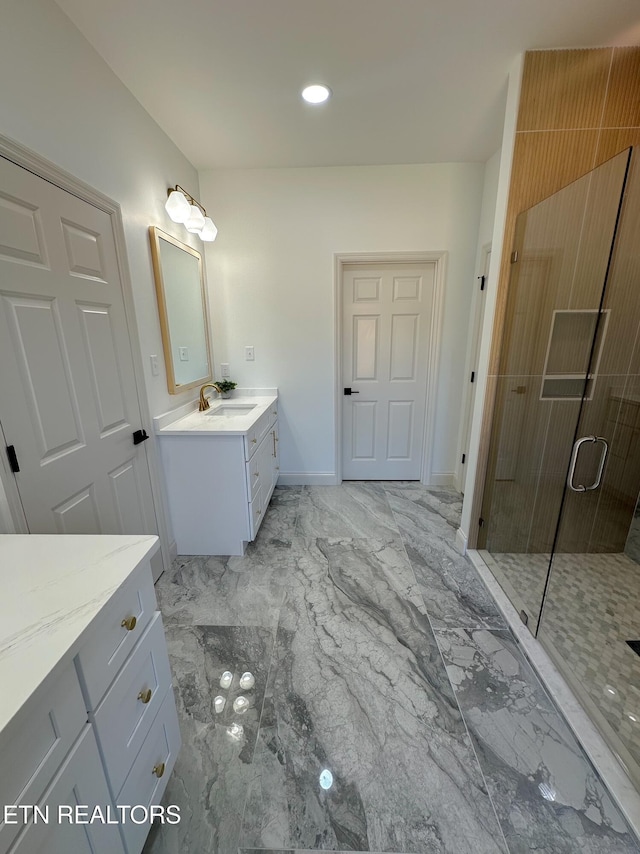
[0,534,159,735]
[155,391,278,437]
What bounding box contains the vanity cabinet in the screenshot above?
[0,536,181,854]
[246,408,280,539]
[158,398,279,555]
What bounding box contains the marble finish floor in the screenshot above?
[483,549,640,777]
[145,483,640,854]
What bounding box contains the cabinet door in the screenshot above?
[270,420,280,493]
[7,727,125,854]
[0,663,87,854]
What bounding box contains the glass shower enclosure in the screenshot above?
[479,147,640,785]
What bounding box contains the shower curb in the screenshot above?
[467,548,640,841]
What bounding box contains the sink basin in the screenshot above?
[206,404,257,418]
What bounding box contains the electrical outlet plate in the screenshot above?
[220,362,230,378]
[245,346,255,361]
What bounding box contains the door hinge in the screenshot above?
[511,250,518,263]
[6,445,19,473]
[478,275,486,291]
[461,453,466,464]
[470,371,475,383]
[478,517,485,528]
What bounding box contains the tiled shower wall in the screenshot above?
[470,47,640,545]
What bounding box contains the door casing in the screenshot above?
[334,251,447,485]
[0,132,171,576]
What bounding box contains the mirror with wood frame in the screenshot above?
[149,226,213,394]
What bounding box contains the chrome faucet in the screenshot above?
[198,383,219,411]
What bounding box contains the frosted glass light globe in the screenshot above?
[200,217,218,242]
[165,190,191,223]
[185,204,205,233]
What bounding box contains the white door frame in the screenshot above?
[334,251,447,485]
[0,133,171,573]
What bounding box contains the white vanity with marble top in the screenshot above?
[0,534,180,854]
[155,389,279,555]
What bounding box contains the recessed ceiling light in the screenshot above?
[302,84,331,104]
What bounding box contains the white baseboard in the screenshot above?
[455,526,468,555]
[277,472,340,486]
[427,471,455,487]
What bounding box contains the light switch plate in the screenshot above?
[245,346,255,361]
[220,362,230,377]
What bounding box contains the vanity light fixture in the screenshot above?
[301,84,331,104]
[165,185,218,242]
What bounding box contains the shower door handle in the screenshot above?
[590,436,609,491]
[567,435,609,492]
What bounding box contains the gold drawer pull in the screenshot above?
[121,615,137,632]
[254,471,259,477]
[138,688,152,704]
[251,438,257,444]
[257,508,262,516]
[152,762,165,778]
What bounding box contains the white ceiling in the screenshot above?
[55,0,640,170]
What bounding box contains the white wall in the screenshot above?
[0,0,202,538]
[0,0,202,418]
[200,163,485,481]
[477,150,502,258]
[454,148,502,492]
[459,55,524,549]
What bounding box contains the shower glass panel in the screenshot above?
[538,148,640,783]
[479,149,631,630]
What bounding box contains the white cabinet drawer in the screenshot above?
[0,663,87,853]
[93,613,173,796]
[76,561,157,708]
[117,689,181,854]
[244,411,272,460]
[5,726,124,854]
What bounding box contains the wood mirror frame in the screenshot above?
[149,226,213,394]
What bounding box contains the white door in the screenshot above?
[0,156,158,540]
[342,262,435,479]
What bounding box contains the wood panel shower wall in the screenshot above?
[469,46,640,548]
